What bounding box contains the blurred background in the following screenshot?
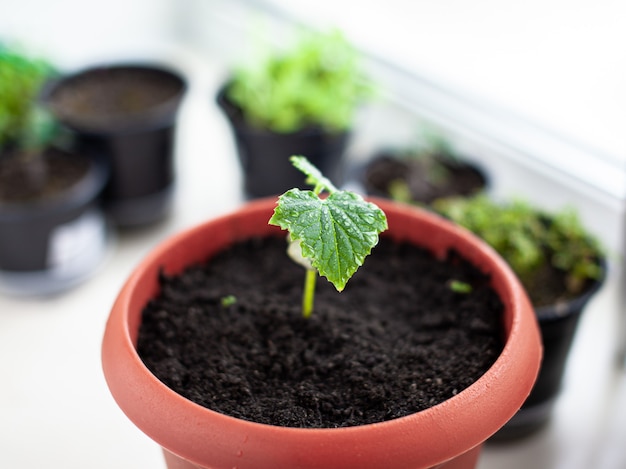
[1,0,625,468]
[2,0,624,247]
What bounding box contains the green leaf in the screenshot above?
[290,155,337,194]
[269,187,387,291]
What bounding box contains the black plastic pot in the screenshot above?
[43,63,186,227]
[0,148,109,296]
[217,86,350,199]
[360,152,488,205]
[491,262,607,440]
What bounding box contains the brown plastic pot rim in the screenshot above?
[102,197,542,469]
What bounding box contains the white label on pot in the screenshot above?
[47,211,106,272]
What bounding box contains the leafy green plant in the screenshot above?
[269,155,388,317]
[0,45,57,155]
[433,194,604,305]
[226,29,372,134]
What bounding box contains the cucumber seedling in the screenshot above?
[269,155,388,318]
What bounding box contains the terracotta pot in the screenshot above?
[217,86,349,199]
[101,198,542,469]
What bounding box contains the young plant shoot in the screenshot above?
[269,156,388,318]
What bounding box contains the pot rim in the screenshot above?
[102,197,542,469]
[359,152,490,198]
[42,62,187,136]
[534,257,607,321]
[216,84,349,138]
[0,147,108,219]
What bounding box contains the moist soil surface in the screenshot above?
[0,148,89,204]
[363,154,487,205]
[47,67,183,128]
[137,236,504,429]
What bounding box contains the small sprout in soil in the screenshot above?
[220,295,237,307]
[269,155,388,318]
[448,280,473,294]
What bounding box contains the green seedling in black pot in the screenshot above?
[433,194,604,306]
[227,30,372,134]
[0,45,64,200]
[0,45,58,157]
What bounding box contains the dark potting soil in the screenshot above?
[137,236,504,428]
[48,67,183,127]
[363,154,486,205]
[0,148,89,204]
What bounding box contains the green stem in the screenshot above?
[302,269,317,318]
